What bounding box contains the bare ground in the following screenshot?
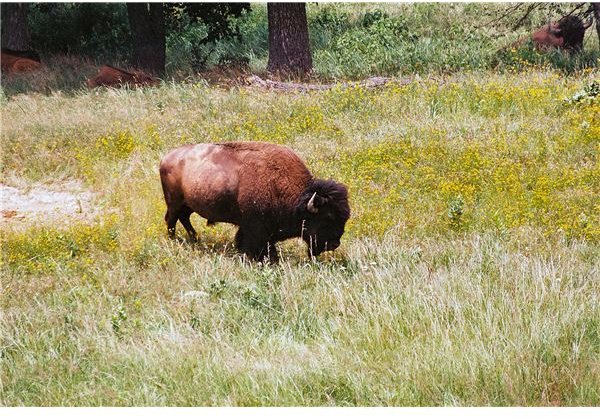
[1,180,99,229]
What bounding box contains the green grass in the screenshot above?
[1,68,600,405]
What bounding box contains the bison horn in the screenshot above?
[307,192,318,214]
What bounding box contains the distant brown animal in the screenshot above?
[159,142,351,262]
[86,65,158,88]
[511,22,565,50]
[531,22,565,50]
[1,48,41,74]
[514,16,592,52]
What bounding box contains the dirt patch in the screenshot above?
[1,181,99,229]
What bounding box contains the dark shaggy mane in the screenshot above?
[557,15,585,50]
[296,179,350,220]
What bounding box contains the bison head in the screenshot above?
[296,179,350,257]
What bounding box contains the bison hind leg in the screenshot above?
[178,205,197,242]
[164,204,197,242]
[161,175,183,240]
[165,209,178,239]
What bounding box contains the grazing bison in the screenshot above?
[86,65,158,88]
[159,142,350,262]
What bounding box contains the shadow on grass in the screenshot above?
[167,222,357,267]
[167,221,240,259]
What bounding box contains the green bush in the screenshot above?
[166,3,252,73]
[166,16,211,73]
[28,3,131,61]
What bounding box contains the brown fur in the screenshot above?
[1,50,41,74]
[511,22,565,51]
[160,142,312,227]
[531,22,565,50]
[86,65,159,88]
[160,142,350,262]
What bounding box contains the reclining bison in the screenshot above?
[516,15,591,51]
[86,65,158,88]
[529,21,565,50]
[1,48,42,74]
[160,142,350,262]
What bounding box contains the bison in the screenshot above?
[1,48,41,74]
[509,21,565,50]
[159,142,350,262]
[86,65,158,88]
[514,16,592,52]
[531,22,565,50]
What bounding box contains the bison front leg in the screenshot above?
[235,228,245,251]
[235,227,278,263]
[251,241,279,263]
[265,242,279,263]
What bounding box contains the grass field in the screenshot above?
[2,66,599,405]
[1,3,600,406]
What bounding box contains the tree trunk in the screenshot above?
[1,3,31,50]
[126,3,165,75]
[267,3,312,75]
[593,3,600,47]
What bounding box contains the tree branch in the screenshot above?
[512,3,543,30]
[475,3,525,30]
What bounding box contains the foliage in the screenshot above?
[312,6,351,37]
[167,3,250,44]
[26,3,250,71]
[166,3,250,72]
[166,18,211,73]
[166,6,269,75]
[495,42,600,75]
[28,3,131,61]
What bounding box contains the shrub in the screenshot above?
[28,3,131,61]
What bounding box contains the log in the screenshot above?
[246,75,409,92]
